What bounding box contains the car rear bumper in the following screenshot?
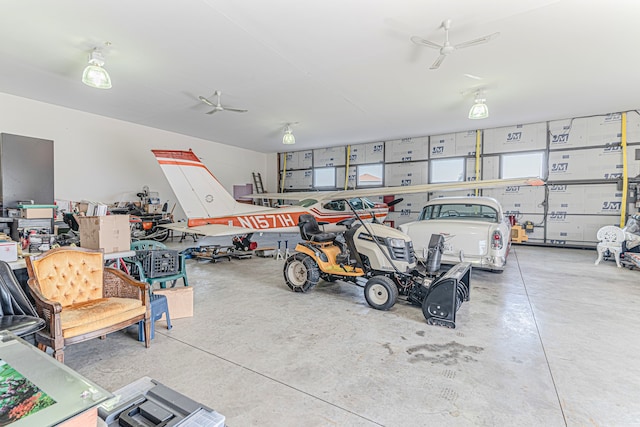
[435,254,506,271]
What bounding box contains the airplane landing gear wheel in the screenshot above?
[364,276,398,310]
[151,228,170,242]
[284,253,320,293]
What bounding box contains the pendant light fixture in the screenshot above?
[283,124,296,145]
[82,47,112,89]
[468,91,488,119]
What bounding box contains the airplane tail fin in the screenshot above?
[152,149,264,220]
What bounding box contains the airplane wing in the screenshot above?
[160,222,259,236]
[253,177,545,202]
[252,190,342,202]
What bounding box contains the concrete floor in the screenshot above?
[64,236,640,426]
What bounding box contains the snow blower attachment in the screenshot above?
[421,260,471,328]
[407,234,471,328]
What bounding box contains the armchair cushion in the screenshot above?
[61,297,146,338]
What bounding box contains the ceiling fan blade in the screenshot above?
[206,109,218,115]
[224,107,248,113]
[454,32,500,50]
[199,96,214,106]
[410,36,442,50]
[430,55,447,70]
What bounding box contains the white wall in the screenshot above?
[0,92,271,220]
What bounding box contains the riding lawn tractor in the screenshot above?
[283,205,472,328]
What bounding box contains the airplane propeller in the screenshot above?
[386,198,404,208]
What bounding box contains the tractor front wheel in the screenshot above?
[284,253,320,293]
[364,276,398,310]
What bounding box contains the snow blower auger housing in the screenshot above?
[283,204,472,328]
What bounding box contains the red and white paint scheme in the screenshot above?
[152,149,388,236]
[152,149,544,238]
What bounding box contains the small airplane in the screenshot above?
[152,149,544,244]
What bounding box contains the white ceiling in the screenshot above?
[1,0,638,154]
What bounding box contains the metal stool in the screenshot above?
[138,293,172,341]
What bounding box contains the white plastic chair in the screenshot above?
[595,225,626,268]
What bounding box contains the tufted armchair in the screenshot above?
[25,246,150,363]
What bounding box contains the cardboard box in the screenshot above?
[0,241,18,262]
[77,215,131,253]
[20,208,53,219]
[146,204,163,214]
[153,287,193,319]
[58,407,97,427]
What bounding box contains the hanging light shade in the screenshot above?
[283,124,296,144]
[468,93,488,119]
[82,49,112,89]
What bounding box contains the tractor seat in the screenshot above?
[298,214,336,243]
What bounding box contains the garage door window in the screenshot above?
[314,167,336,188]
[357,164,383,187]
[502,152,544,179]
[430,158,465,183]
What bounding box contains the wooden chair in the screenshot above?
[26,246,150,363]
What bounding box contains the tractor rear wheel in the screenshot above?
[364,276,398,310]
[284,253,320,293]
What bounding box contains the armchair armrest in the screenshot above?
[27,277,63,341]
[103,267,149,304]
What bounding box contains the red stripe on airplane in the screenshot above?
[152,149,200,162]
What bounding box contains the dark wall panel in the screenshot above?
[0,133,54,209]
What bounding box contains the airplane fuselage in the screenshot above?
[187,204,388,233]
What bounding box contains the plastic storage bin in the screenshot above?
[136,249,179,278]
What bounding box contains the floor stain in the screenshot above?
[383,342,394,355]
[406,341,483,365]
[416,330,425,337]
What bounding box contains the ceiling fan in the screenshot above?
[198,90,248,114]
[411,19,499,70]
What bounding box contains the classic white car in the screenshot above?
[398,196,511,272]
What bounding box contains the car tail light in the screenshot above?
[491,230,503,250]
